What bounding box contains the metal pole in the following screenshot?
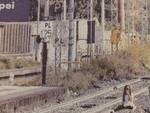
[37,0,40,34]
[42,42,48,85]
[127,0,131,49]
[145,0,148,39]
[142,0,148,40]
[88,0,93,60]
[90,0,93,21]
[75,20,79,70]
[120,0,125,30]
[54,23,62,75]
[132,0,135,35]
[68,0,74,71]
[44,0,50,20]
[64,0,67,20]
[35,0,41,61]
[101,0,105,54]
[87,0,90,61]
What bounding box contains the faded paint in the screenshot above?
[30,19,134,70]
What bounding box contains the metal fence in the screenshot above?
[0,22,32,54]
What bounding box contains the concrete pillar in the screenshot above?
[90,0,93,21]
[68,0,75,71]
[44,0,50,20]
[63,0,67,20]
[119,0,125,30]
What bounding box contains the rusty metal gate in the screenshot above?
[0,22,32,54]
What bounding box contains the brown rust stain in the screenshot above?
[111,28,121,45]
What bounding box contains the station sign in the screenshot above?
[0,0,31,22]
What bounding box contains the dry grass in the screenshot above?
[0,57,40,70]
[47,71,97,92]
[46,42,150,92]
[14,58,39,69]
[0,58,12,69]
[0,109,6,113]
[87,43,150,79]
[128,43,150,71]
[17,76,42,86]
[9,42,149,93]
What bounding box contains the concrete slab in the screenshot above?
[0,86,65,113]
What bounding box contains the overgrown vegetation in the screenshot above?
[0,109,6,113]
[46,42,150,93]
[0,57,40,70]
[87,43,150,79]
[14,42,150,93]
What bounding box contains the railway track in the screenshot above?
[32,78,150,113]
[83,87,148,113]
[1,68,149,113]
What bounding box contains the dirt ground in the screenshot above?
[111,93,150,113]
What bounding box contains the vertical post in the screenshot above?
[44,0,50,20]
[148,86,150,97]
[132,0,135,35]
[142,0,148,40]
[68,0,74,71]
[89,0,93,59]
[42,42,48,85]
[75,20,79,69]
[64,0,67,20]
[111,0,118,26]
[90,0,93,21]
[35,0,41,61]
[145,0,148,39]
[126,0,130,49]
[37,0,40,35]
[101,0,105,54]
[54,23,62,75]
[120,0,125,30]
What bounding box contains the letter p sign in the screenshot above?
[0,4,5,11]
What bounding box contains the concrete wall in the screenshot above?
[0,20,115,70]
[31,20,112,70]
[31,21,72,70]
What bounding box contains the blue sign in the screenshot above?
[0,0,31,22]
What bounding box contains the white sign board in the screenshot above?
[40,22,53,42]
[9,73,14,85]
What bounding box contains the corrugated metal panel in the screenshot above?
[0,23,32,54]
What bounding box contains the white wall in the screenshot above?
[31,19,109,70]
